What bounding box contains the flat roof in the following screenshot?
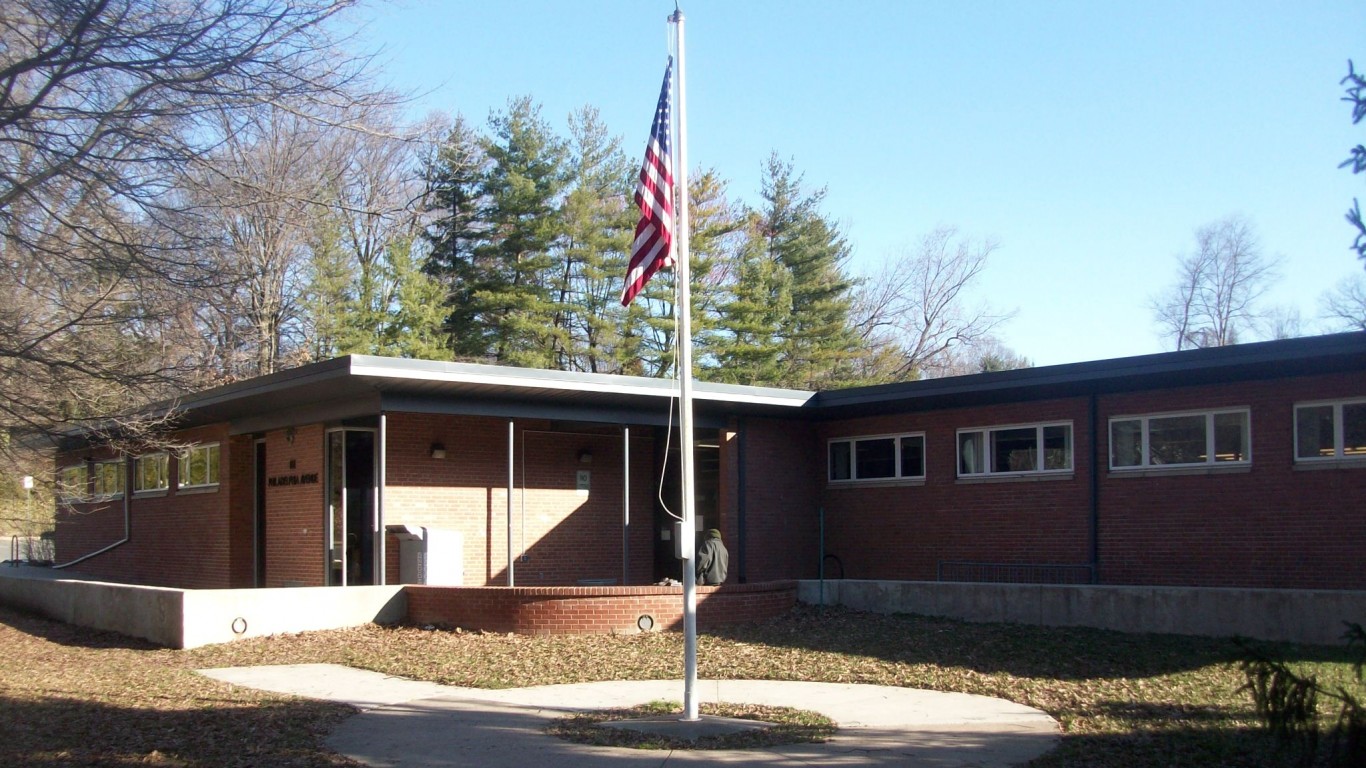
[174,356,816,434]
[164,331,1366,433]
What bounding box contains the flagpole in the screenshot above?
[669,6,699,723]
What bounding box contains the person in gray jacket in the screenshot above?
[695,528,729,585]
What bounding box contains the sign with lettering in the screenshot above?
[267,473,319,487]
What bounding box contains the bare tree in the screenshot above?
[851,226,1013,381]
[0,0,371,456]
[1320,274,1366,332]
[1152,216,1280,350]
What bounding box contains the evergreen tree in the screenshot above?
[474,97,568,367]
[708,217,793,385]
[757,155,861,388]
[422,116,491,359]
[627,169,742,378]
[556,106,635,373]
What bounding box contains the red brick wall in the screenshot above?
[53,424,236,588]
[260,425,326,587]
[405,580,796,634]
[816,397,1092,582]
[383,414,657,587]
[811,373,1366,590]
[1097,372,1366,589]
[740,418,822,582]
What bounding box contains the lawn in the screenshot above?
[0,602,1356,767]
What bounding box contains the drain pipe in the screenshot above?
[818,506,825,607]
[54,457,132,570]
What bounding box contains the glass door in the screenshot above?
[325,428,377,586]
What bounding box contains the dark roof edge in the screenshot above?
[812,332,1366,408]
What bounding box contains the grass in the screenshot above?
[547,699,838,750]
[0,602,1358,767]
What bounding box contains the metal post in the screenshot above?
[623,426,630,586]
[669,6,700,723]
[507,419,515,587]
[378,411,387,585]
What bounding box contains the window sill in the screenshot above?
[827,478,925,489]
[1294,458,1366,471]
[1107,464,1251,479]
[956,472,1073,484]
[176,484,220,495]
[132,489,168,499]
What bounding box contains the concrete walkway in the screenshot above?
[199,664,1059,767]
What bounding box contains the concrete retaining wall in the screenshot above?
[181,586,406,648]
[0,569,405,648]
[799,580,1366,646]
[0,573,185,646]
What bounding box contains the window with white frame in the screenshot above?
[828,433,925,482]
[178,443,220,489]
[1109,409,1250,469]
[1295,399,1366,461]
[958,422,1072,477]
[92,459,125,499]
[135,453,169,492]
[58,464,88,502]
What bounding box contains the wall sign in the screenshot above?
[267,473,319,487]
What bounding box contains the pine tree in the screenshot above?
[555,107,635,373]
[626,169,742,378]
[757,155,861,389]
[474,97,568,367]
[708,217,793,385]
[422,116,491,359]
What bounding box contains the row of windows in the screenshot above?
[828,398,1365,484]
[59,444,220,502]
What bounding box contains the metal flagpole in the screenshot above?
[669,6,700,723]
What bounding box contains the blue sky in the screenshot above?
[348,0,1365,367]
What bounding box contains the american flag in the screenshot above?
[620,57,676,306]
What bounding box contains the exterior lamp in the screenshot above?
[430,443,446,460]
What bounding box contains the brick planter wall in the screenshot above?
[406,580,797,635]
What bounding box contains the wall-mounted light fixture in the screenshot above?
[430,442,446,460]
[285,427,296,444]
[578,449,593,464]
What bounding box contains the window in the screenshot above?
[1109,409,1250,470]
[828,433,925,482]
[135,453,169,492]
[92,460,125,499]
[958,423,1072,477]
[178,443,220,489]
[1295,399,1366,461]
[58,464,88,502]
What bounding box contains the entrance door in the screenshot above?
[326,428,377,586]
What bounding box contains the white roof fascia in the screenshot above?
[346,356,814,409]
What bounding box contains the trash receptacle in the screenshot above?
[386,525,463,585]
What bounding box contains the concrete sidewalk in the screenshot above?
[199,664,1059,767]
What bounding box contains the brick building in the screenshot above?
[52,332,1366,592]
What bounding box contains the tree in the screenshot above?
[422,115,491,359]
[1152,215,1279,350]
[629,169,744,379]
[1320,274,1366,332]
[553,106,635,373]
[422,99,568,366]
[708,221,794,385]
[1342,61,1366,263]
[756,155,861,389]
[0,0,370,459]
[851,227,1011,381]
